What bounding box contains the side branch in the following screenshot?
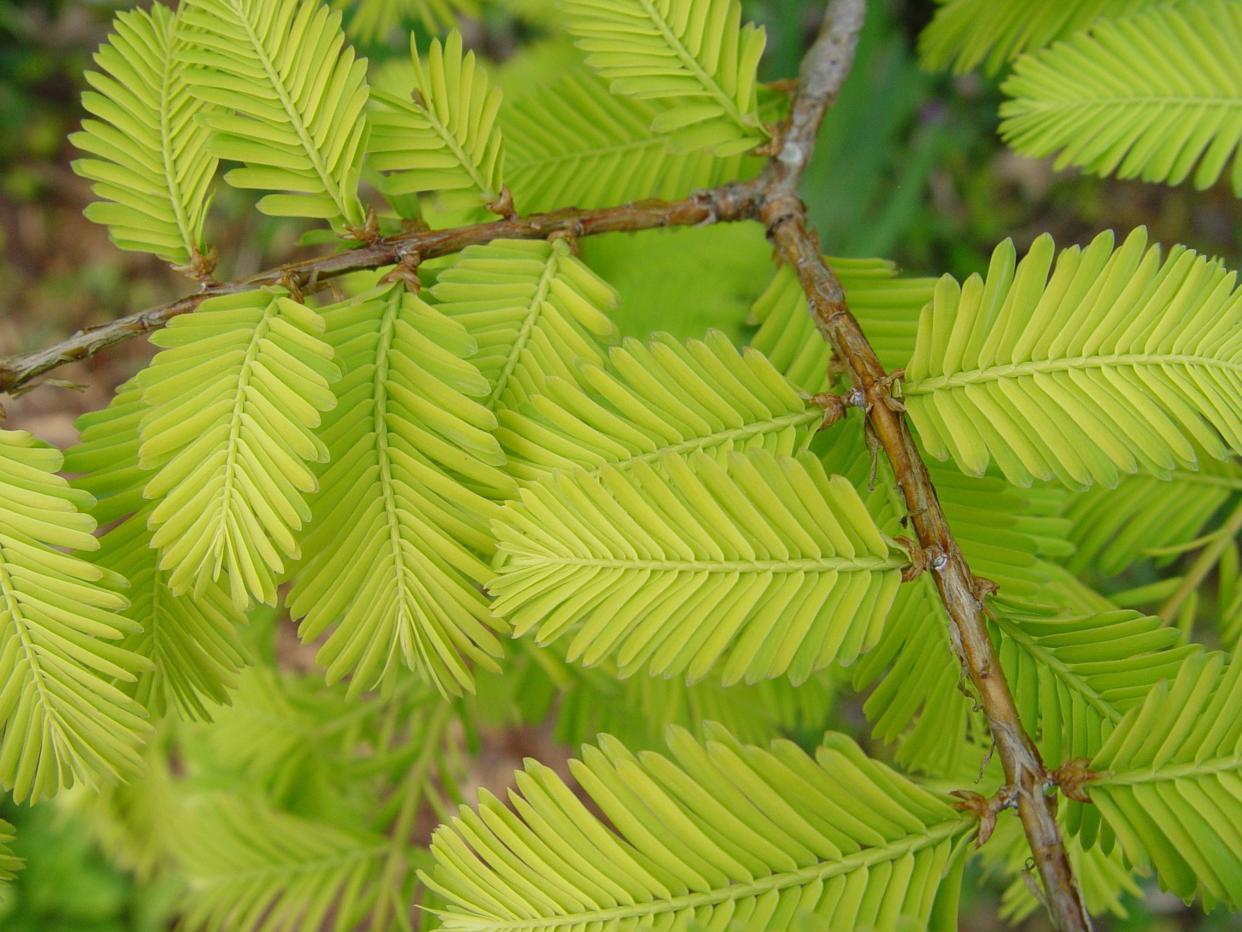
[760,1,1092,929]
[0,185,760,396]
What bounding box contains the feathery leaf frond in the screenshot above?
[903,228,1242,488]
[563,0,769,156]
[1087,651,1242,907]
[748,257,938,393]
[1063,456,1242,576]
[1001,1,1242,196]
[136,289,339,609]
[177,0,370,228]
[0,429,150,803]
[335,0,477,44]
[489,450,903,685]
[66,387,249,721]
[430,238,619,413]
[370,30,505,211]
[497,331,822,483]
[72,2,217,270]
[994,601,1194,765]
[919,0,1165,75]
[504,70,753,212]
[176,795,391,932]
[423,726,971,931]
[0,820,20,884]
[289,282,514,698]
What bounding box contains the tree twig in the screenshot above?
[758,1,1092,929]
[0,185,762,396]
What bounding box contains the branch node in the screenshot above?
[382,246,423,293]
[343,206,382,245]
[950,785,1017,847]
[1051,758,1102,804]
[875,368,905,412]
[809,390,849,427]
[279,270,307,304]
[972,575,999,603]
[547,227,583,256]
[896,539,947,582]
[174,244,219,283]
[486,186,517,221]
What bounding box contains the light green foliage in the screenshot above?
[904,228,1242,488]
[1085,652,1242,905]
[289,281,514,697]
[71,2,217,269]
[136,289,340,609]
[0,821,19,884]
[1062,456,1242,576]
[66,387,249,721]
[497,330,823,482]
[581,224,770,342]
[749,256,938,392]
[563,0,769,156]
[1001,1,1242,195]
[29,0,1242,926]
[919,0,1167,75]
[0,430,151,803]
[370,30,506,211]
[335,0,477,44]
[489,449,903,685]
[430,238,620,413]
[993,601,1194,764]
[178,0,370,228]
[424,726,971,931]
[504,70,753,212]
[473,641,835,752]
[174,795,392,931]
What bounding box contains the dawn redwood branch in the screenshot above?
[758,1,1093,929]
[0,185,762,396]
[2,5,1093,925]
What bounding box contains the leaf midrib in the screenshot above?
[581,408,823,474]
[213,300,273,576]
[635,0,752,134]
[488,249,559,411]
[440,817,968,930]
[904,352,1242,395]
[372,289,411,628]
[1096,753,1240,787]
[992,616,1122,724]
[0,533,73,773]
[410,80,494,199]
[228,0,355,225]
[1011,95,1242,110]
[508,554,902,574]
[159,25,198,261]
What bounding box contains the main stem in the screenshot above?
[6,6,1091,926]
[761,2,1090,929]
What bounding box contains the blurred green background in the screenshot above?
[1,0,1240,928]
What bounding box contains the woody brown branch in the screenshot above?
[760,1,1091,929]
[0,186,763,396]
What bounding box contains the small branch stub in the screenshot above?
[951,785,1019,848]
[1051,758,1101,804]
